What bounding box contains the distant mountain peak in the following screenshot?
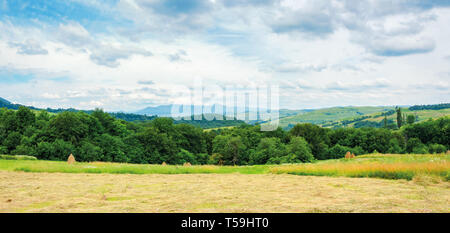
[0,97,11,104]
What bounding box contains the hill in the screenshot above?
[0,97,245,129]
[276,106,395,130]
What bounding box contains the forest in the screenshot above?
[0,106,448,165]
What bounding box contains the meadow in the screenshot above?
[1,153,449,181]
[1,153,449,213]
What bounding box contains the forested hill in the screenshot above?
[409,103,450,111]
[0,97,245,129]
[0,97,157,122]
[0,105,448,165]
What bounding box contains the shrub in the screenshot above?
[0,146,8,154]
[428,144,447,154]
[195,153,209,165]
[406,138,432,154]
[35,140,75,161]
[11,145,35,156]
[327,144,353,159]
[173,149,196,165]
[267,154,301,164]
[208,153,223,165]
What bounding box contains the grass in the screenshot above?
[0,153,448,181]
[0,160,272,175]
[1,171,448,213]
[0,155,37,160]
[275,106,395,128]
[1,154,449,213]
[271,154,450,180]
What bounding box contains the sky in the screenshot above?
[0,0,449,112]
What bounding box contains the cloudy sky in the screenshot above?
[0,0,449,111]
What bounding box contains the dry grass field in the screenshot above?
[1,171,448,213]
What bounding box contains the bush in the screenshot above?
[350,146,365,156]
[428,144,446,154]
[267,154,301,164]
[35,140,75,161]
[195,153,209,165]
[327,144,353,159]
[0,146,7,154]
[172,149,196,165]
[406,138,427,154]
[208,153,224,165]
[412,145,429,154]
[11,145,35,156]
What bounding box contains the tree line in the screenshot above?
[0,106,448,165]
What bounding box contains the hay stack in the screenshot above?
[162,162,167,166]
[67,154,76,164]
[183,162,192,167]
[447,150,450,155]
[345,151,352,159]
[351,153,356,158]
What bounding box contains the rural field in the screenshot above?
[0,154,449,213]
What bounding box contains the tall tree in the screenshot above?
[396,107,403,128]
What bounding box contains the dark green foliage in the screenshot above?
[172,149,196,165]
[3,132,22,151]
[407,114,416,124]
[428,143,446,154]
[35,140,75,161]
[396,107,403,128]
[327,144,353,159]
[213,135,247,165]
[286,137,314,163]
[409,103,450,111]
[0,105,448,165]
[406,138,428,154]
[289,123,329,160]
[250,137,287,165]
[76,141,103,162]
[49,112,89,144]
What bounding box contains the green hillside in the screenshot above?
[273,105,450,130]
[277,106,395,129]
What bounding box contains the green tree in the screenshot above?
[290,123,329,160]
[249,137,287,165]
[213,135,246,165]
[35,140,75,161]
[3,131,22,152]
[406,138,427,154]
[76,141,102,162]
[16,106,36,132]
[407,114,415,124]
[396,107,403,128]
[49,112,88,144]
[287,137,314,163]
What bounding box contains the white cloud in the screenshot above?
[0,1,449,111]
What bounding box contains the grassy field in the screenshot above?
[0,154,448,180]
[1,171,448,213]
[0,154,449,213]
[271,154,449,180]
